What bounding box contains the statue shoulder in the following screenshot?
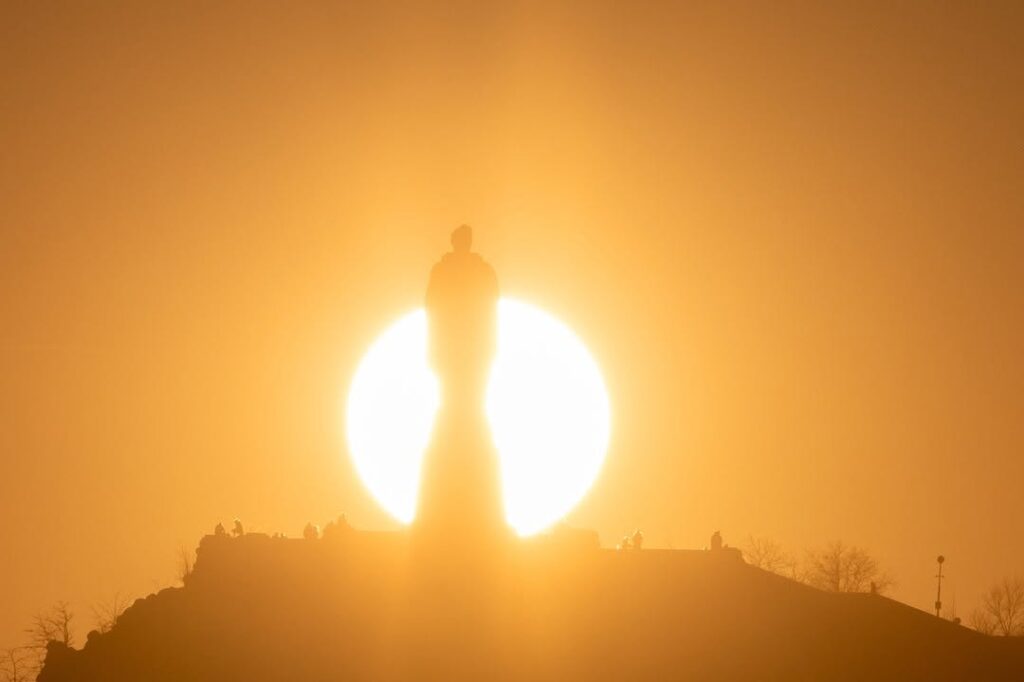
[473,254,499,294]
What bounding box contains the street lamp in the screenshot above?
[935,555,945,618]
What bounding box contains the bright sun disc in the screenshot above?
[345,298,610,536]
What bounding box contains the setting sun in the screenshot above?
[345,298,610,535]
[10,5,1024,678]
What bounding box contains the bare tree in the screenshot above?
[177,545,195,584]
[803,541,894,594]
[25,602,74,650]
[969,608,998,636]
[0,647,34,682]
[969,575,1024,636]
[91,593,131,634]
[744,536,798,578]
[24,601,74,671]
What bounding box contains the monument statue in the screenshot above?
[425,224,499,396]
[415,225,507,544]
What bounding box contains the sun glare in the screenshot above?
[345,298,610,535]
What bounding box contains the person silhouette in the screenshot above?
[416,226,506,546]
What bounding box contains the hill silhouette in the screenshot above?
[38,527,1024,681]
[32,231,1024,680]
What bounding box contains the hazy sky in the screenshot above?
[2,1,1023,646]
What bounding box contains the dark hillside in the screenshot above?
[39,530,1024,681]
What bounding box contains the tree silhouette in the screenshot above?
[969,576,1024,636]
[24,601,74,671]
[0,647,33,682]
[743,536,798,578]
[92,593,130,634]
[177,545,195,584]
[802,541,893,594]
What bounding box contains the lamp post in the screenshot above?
[935,555,945,618]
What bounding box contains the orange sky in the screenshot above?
[2,1,1023,646]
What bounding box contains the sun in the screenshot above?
[345,298,610,536]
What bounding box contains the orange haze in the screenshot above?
[2,1,1023,647]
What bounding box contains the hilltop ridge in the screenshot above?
[39,527,1024,681]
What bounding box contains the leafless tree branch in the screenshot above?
[92,593,131,634]
[970,575,1024,636]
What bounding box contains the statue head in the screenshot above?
[451,224,473,253]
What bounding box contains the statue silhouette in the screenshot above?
[415,225,507,546]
